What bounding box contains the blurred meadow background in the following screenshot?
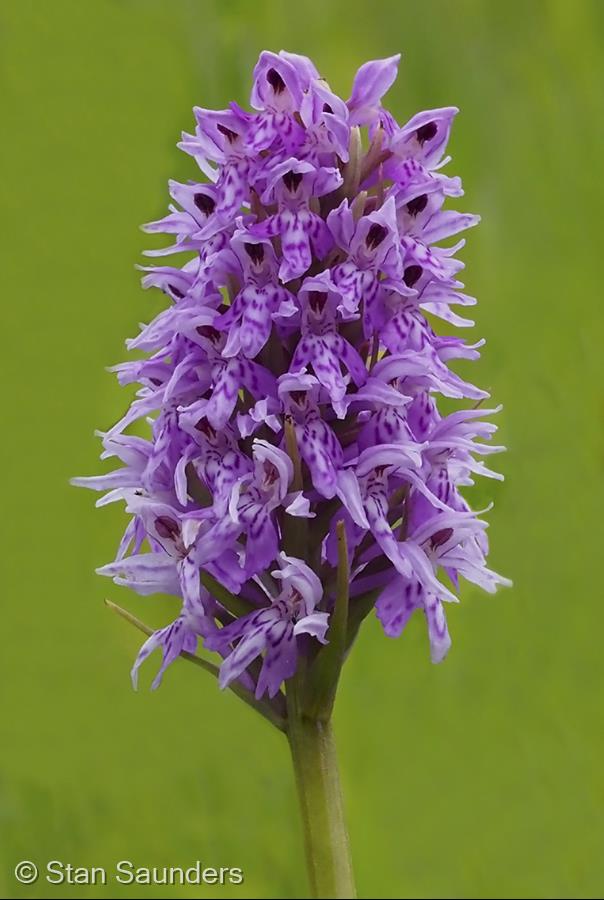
[2,0,603,897]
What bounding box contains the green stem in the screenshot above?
[287,685,356,899]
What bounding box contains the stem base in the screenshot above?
[287,692,356,899]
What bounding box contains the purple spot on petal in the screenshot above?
[366,224,387,250]
[431,528,453,549]
[406,194,428,216]
[217,123,239,144]
[244,242,265,265]
[267,68,286,94]
[194,193,216,216]
[283,171,303,193]
[416,122,437,145]
[155,516,180,541]
[403,265,423,287]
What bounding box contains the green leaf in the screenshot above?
[302,521,349,720]
[345,588,380,651]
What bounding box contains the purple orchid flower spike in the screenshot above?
[73,49,510,900]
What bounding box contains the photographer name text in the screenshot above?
[14,859,244,886]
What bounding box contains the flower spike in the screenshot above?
[74,49,509,706]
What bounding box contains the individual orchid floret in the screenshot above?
[98,497,205,606]
[71,433,153,505]
[299,80,351,163]
[328,194,406,330]
[179,106,254,219]
[251,158,341,282]
[347,54,401,128]
[131,588,211,690]
[142,180,225,257]
[290,271,367,417]
[192,346,278,430]
[206,554,328,699]
[376,575,452,664]
[390,106,459,170]
[227,440,313,578]
[248,50,317,152]
[213,229,296,358]
[278,373,345,499]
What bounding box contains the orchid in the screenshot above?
[74,49,510,899]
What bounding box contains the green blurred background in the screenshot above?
[2,1,603,897]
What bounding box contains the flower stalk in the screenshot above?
[287,682,356,899]
[288,520,355,898]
